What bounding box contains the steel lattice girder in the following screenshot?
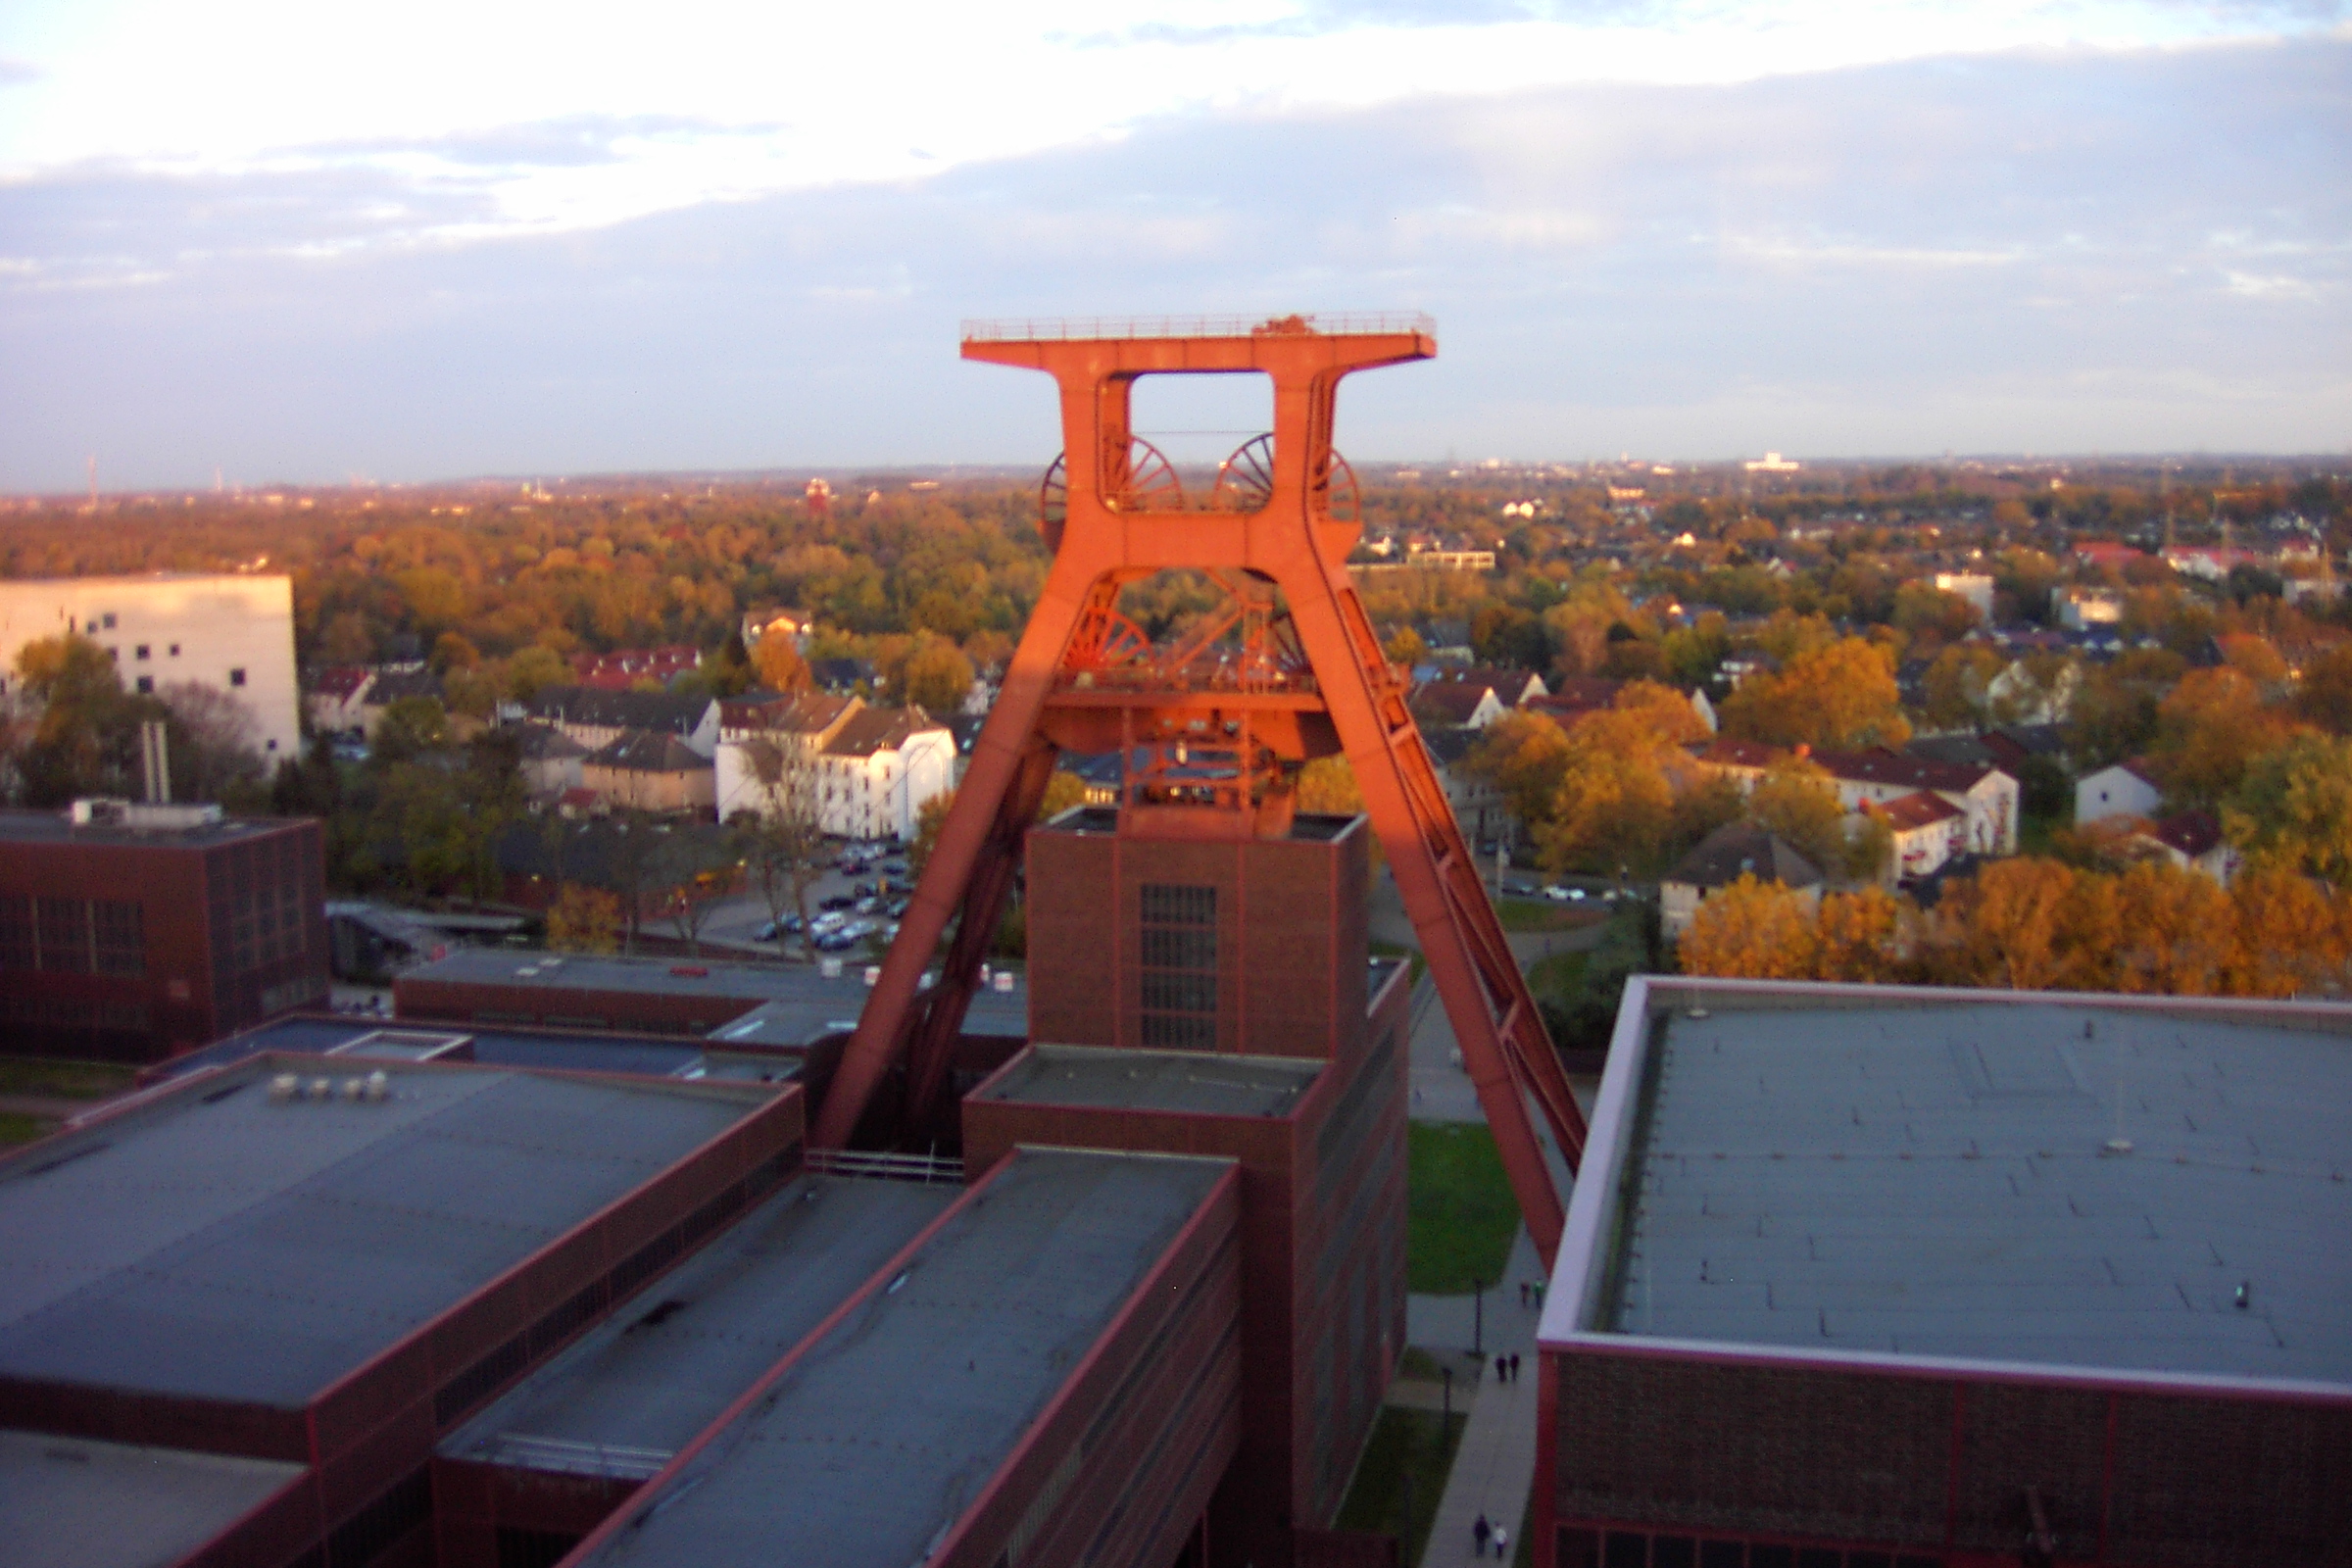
[810,318,1588,1270]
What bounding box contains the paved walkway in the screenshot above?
[1412,1225,1546,1567]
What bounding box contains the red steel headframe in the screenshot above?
[810,315,1588,1268]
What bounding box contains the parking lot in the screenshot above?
[692,840,916,957]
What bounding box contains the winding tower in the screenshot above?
[813,314,1587,1266]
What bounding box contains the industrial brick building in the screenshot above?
[1537,977,2352,1568]
[0,804,328,1061]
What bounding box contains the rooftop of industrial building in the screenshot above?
[0,805,304,849]
[398,949,1029,1038]
[1040,806,1364,842]
[567,1148,1233,1568]
[0,1430,305,1568]
[145,1012,781,1084]
[439,1174,956,1478]
[0,1055,777,1409]
[975,1042,1322,1118]
[1545,981,2352,1390]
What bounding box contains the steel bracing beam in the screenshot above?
[809,318,1588,1270]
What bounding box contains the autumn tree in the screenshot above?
[2291,643,2352,733]
[753,626,812,693]
[11,632,139,804]
[546,884,621,955]
[2147,666,2300,807]
[1811,887,1909,982]
[1676,875,1820,979]
[1296,755,1364,815]
[898,635,975,713]
[1918,644,2005,732]
[1746,759,1848,878]
[1719,637,1910,752]
[1464,710,1572,829]
[733,728,829,959]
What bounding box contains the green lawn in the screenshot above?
[1494,898,1609,933]
[1408,1122,1522,1294]
[1525,950,1589,997]
[0,1111,56,1147]
[1371,940,1427,987]
[1334,1406,1467,1563]
[0,1056,136,1101]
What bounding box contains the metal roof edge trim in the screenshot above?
[303,1067,801,1413]
[923,1158,1243,1566]
[1631,973,2352,1032]
[1535,1329,2352,1408]
[1541,975,1654,1345]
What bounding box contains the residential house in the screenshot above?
[2054,588,2125,630]
[1661,823,1824,939]
[1813,748,2019,856]
[1690,738,1784,794]
[527,686,720,760]
[2075,760,2162,826]
[307,666,374,735]
[808,656,875,695]
[358,666,445,739]
[2135,808,2238,885]
[581,731,717,816]
[740,607,810,650]
[712,689,858,821]
[1870,790,1967,883]
[572,645,700,691]
[1425,728,1510,848]
[811,707,956,841]
[511,721,589,801]
[1410,677,1508,731]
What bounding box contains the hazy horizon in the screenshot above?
[4,3,2345,493]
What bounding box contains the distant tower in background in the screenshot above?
[86,455,97,505]
[214,465,223,494]
[804,476,832,518]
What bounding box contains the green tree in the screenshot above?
[2226,733,2352,887]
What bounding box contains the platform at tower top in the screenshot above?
[959,312,1435,343]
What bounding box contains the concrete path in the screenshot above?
[1414,1225,1546,1567]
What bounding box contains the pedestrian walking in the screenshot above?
[1510,1351,1522,1381]
[1518,1281,1529,1307]
[1493,1524,1509,1557]
[1474,1513,1492,1556]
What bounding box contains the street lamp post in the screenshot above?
[1473,1276,1485,1359]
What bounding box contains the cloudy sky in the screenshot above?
[1,1,2345,491]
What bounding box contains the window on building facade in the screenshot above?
[102,612,117,629]
[1139,883,1217,1050]
[135,645,150,660]
[135,676,154,694]
[229,667,247,687]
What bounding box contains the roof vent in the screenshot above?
[269,1073,299,1103]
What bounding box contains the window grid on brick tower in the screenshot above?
[1138,883,1216,1050]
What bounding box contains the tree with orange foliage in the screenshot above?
[1676,874,1821,980]
[753,626,812,693]
[1812,887,1910,983]
[2108,861,2234,995]
[1931,858,2087,991]
[1719,636,1910,752]
[2223,869,2346,998]
[2147,666,2300,807]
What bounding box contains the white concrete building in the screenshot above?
[1815,749,2020,857]
[1933,572,1995,620]
[2076,760,2162,826]
[2053,588,2125,630]
[810,707,956,842]
[0,573,300,764]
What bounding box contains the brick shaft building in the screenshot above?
[0,804,327,1061]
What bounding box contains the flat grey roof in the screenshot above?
[0,1058,768,1408]
[569,1148,1232,1568]
[1570,992,2352,1386]
[439,1174,955,1478]
[976,1043,1321,1117]
[404,951,1029,1040]
[0,1429,304,1568]
[0,808,302,850]
[153,1014,730,1082]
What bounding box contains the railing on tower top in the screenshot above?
[960,313,1437,343]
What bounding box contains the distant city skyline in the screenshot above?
[1,2,2344,491]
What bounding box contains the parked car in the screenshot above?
[820,894,857,911]
[814,930,858,953]
[883,861,908,877]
